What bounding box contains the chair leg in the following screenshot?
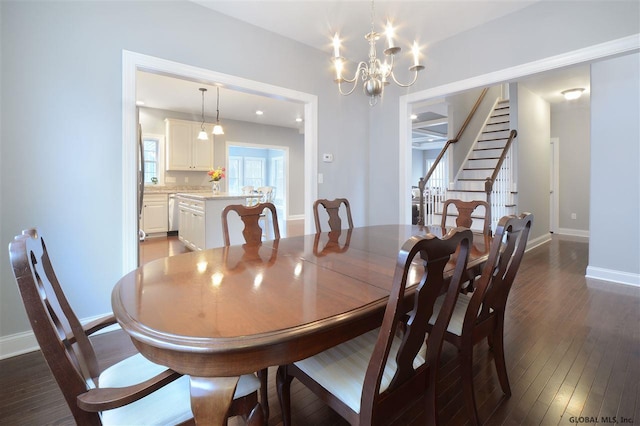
[257,368,269,421]
[246,402,265,426]
[491,320,511,397]
[459,346,481,426]
[276,365,294,426]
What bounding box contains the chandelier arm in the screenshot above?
[337,62,368,96]
[389,68,421,88]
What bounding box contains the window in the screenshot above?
[227,156,242,194]
[244,157,266,187]
[142,134,165,185]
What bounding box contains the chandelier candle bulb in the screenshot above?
[385,22,394,49]
[333,33,341,58]
[412,42,420,67]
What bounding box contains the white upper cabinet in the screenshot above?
[165,118,214,171]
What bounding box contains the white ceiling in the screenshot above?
[192,1,538,53]
[138,1,590,129]
[136,71,306,129]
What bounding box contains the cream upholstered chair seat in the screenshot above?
[293,328,427,414]
[99,353,260,425]
[430,293,471,337]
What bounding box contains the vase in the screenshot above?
[211,180,221,195]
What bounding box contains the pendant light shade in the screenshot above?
[197,88,209,141]
[213,86,224,135]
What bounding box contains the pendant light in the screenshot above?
[212,86,224,135]
[197,88,209,140]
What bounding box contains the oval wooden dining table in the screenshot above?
[111,225,490,425]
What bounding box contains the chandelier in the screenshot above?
[331,0,424,106]
[212,86,224,135]
[197,88,208,141]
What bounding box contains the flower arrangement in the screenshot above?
[208,166,226,182]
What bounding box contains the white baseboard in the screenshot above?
[586,266,640,287]
[0,331,39,360]
[557,227,590,238]
[0,312,119,360]
[287,214,305,221]
[526,233,552,251]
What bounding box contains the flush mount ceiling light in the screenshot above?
[197,88,209,141]
[212,86,224,136]
[562,88,585,101]
[331,0,424,106]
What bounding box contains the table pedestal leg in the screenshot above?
[190,376,239,425]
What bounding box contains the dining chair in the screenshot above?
[427,213,533,425]
[440,199,492,237]
[256,186,275,203]
[222,202,280,246]
[221,202,281,420]
[313,198,354,232]
[277,228,474,426]
[8,228,264,425]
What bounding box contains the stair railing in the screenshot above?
[417,87,488,226]
[484,129,517,227]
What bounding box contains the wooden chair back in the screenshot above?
[313,198,354,232]
[222,202,280,246]
[466,213,533,328]
[8,229,104,425]
[434,213,532,425]
[441,199,491,236]
[359,228,473,424]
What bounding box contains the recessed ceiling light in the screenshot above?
[410,114,418,120]
[295,117,303,123]
[255,110,264,116]
[561,88,585,100]
[136,101,145,106]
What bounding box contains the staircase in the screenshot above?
[429,99,517,232]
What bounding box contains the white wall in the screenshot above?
[514,85,552,240]
[0,1,369,344]
[588,53,640,284]
[551,105,591,232]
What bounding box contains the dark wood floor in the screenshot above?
[1,235,639,425]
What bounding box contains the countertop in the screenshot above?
[175,192,261,201]
[143,186,211,195]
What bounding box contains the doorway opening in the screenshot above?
[122,51,318,272]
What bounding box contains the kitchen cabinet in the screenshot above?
[165,118,214,171]
[176,193,257,251]
[141,193,168,235]
[178,197,206,251]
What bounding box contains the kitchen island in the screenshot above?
[176,192,261,250]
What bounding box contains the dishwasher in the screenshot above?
[168,194,179,233]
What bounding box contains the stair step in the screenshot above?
[482,128,510,134]
[474,147,504,152]
[491,112,510,118]
[468,157,500,160]
[478,138,509,143]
